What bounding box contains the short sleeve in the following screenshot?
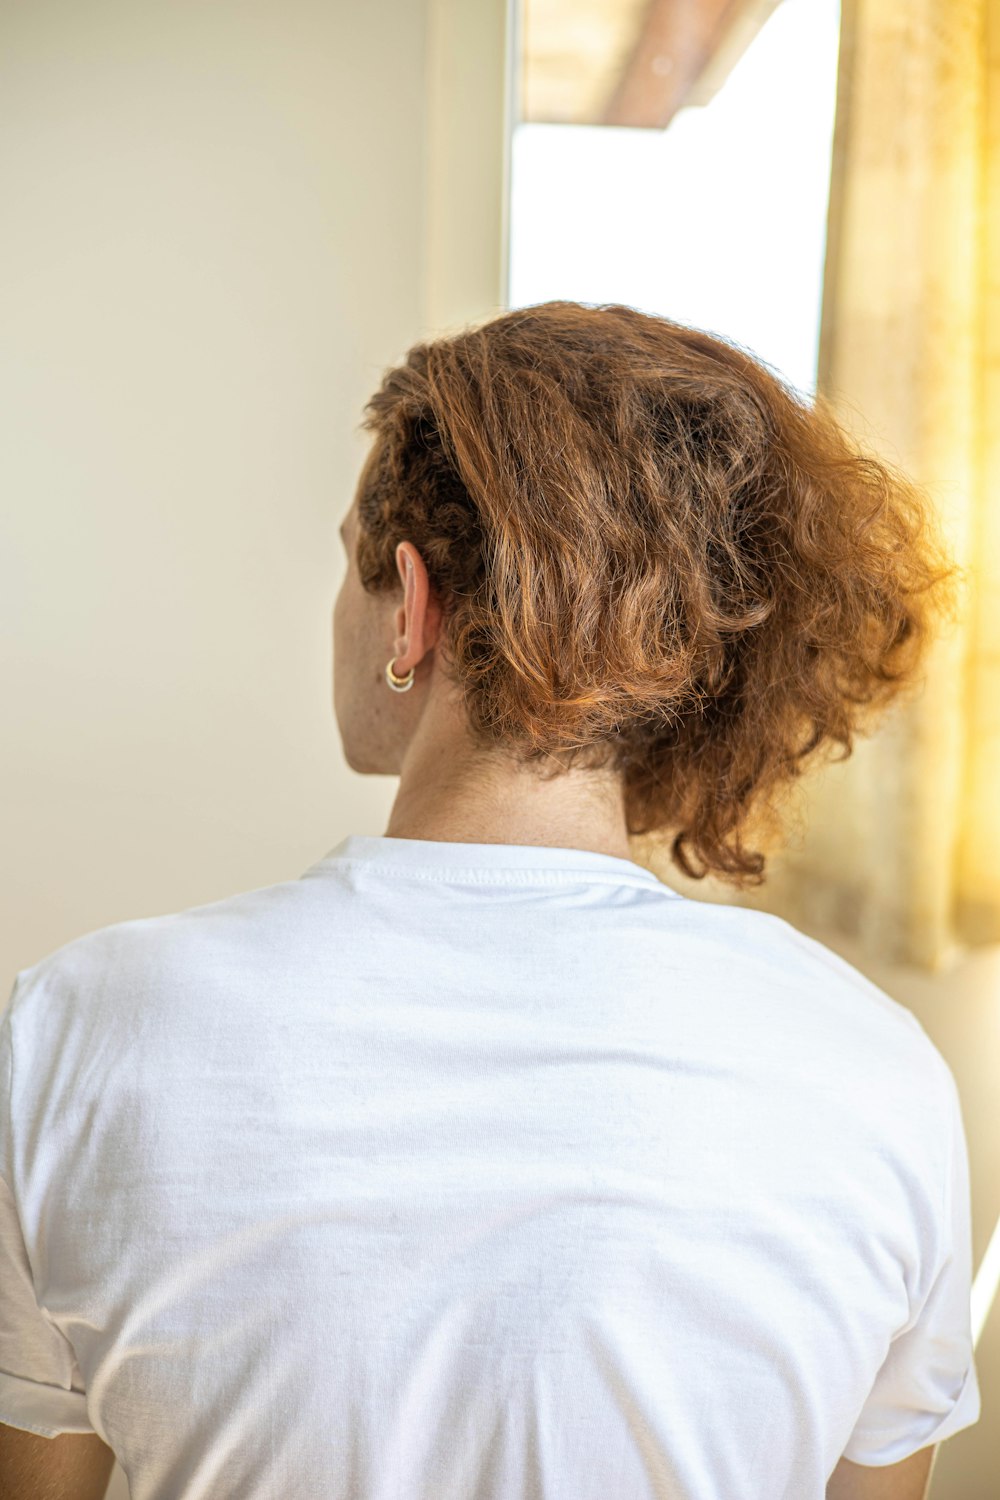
[842,1063,982,1465]
[0,975,95,1437]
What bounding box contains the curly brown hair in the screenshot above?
[355,300,963,888]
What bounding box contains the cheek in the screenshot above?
[333,568,351,627]
[333,569,370,657]
[332,587,351,671]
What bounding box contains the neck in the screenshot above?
[383,739,632,862]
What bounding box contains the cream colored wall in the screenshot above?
[1,0,509,977]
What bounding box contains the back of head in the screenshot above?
[355,300,962,888]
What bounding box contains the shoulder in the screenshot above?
[765,913,954,1069]
[3,870,308,1037]
[683,898,955,1095]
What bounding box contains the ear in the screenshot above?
[393,542,442,664]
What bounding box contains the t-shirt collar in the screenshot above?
[304,833,677,892]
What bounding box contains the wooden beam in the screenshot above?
[600,0,784,129]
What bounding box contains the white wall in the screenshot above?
[1,0,508,972]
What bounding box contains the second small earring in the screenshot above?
[385,657,415,692]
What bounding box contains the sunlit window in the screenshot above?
[508,0,841,399]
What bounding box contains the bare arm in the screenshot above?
[0,1423,116,1500]
[826,1443,938,1500]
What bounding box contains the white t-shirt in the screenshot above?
[0,834,981,1499]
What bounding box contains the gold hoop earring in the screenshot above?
[385,657,415,692]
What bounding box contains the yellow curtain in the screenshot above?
[654,0,999,971]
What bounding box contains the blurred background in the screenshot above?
[1,1,996,1494]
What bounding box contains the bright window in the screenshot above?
[508,0,842,400]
